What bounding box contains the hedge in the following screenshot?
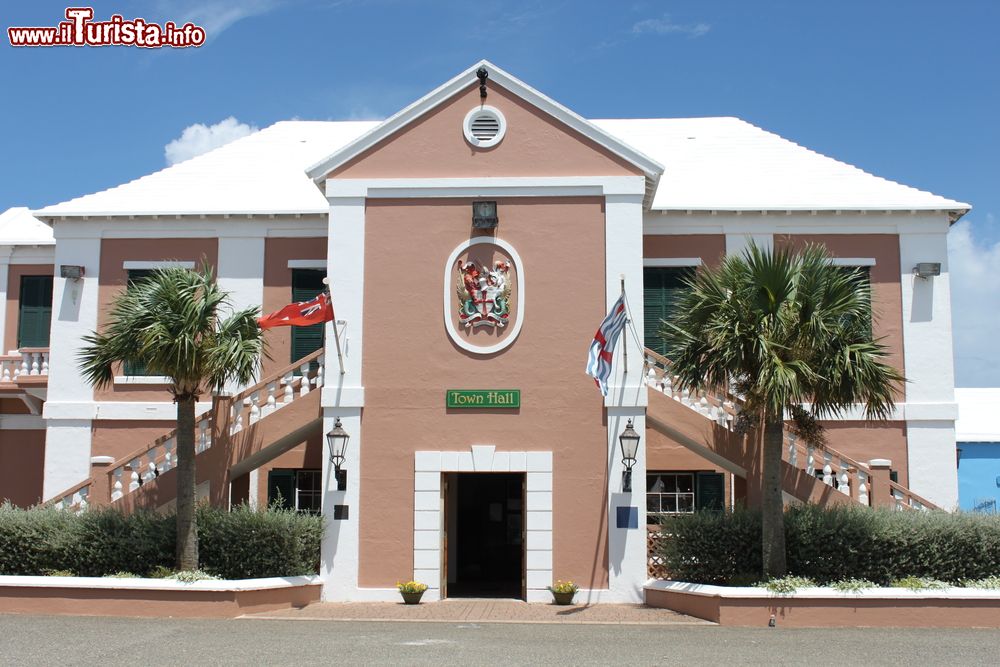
[658,504,1000,585]
[0,503,322,579]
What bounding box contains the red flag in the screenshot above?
[258,292,334,330]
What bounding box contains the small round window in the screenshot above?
[463,106,506,148]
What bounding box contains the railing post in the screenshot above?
[868,459,893,508]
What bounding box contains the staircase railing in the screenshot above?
[46,349,326,510]
[643,347,938,511]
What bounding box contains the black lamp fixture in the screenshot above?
[477,66,488,99]
[619,418,640,492]
[472,200,498,229]
[326,418,350,490]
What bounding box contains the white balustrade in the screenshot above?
[264,382,277,416]
[247,392,261,423]
[838,460,851,495]
[111,468,124,501]
[128,459,141,492]
[282,372,295,404]
[299,364,311,395]
[788,436,798,468]
[822,453,834,486]
[162,438,174,473]
[858,469,869,506]
[144,451,158,484]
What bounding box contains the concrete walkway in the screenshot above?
[246,599,709,625]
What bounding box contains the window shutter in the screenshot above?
[643,267,693,357]
[267,469,296,510]
[290,269,327,364]
[695,472,725,511]
[17,275,53,348]
[123,270,155,376]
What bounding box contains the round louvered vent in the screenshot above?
[463,106,506,148]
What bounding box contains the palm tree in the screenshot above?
[78,266,264,570]
[660,242,903,577]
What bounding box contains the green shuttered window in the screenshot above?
[17,275,53,348]
[290,269,326,364]
[123,269,154,376]
[643,267,693,357]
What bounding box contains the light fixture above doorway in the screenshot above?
[472,200,498,229]
[619,419,640,493]
[327,418,350,491]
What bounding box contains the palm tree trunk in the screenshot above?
[761,416,787,577]
[175,394,199,570]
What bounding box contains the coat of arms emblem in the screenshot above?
[456,259,512,328]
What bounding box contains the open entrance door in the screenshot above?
[444,472,524,599]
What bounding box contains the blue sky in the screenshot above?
[1,0,998,385]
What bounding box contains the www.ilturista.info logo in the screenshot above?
[8,7,206,48]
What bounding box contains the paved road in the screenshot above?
[2,614,999,666]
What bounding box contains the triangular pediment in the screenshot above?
[306,61,663,194]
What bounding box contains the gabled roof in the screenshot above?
[595,117,969,218]
[0,207,54,245]
[304,60,666,190]
[31,85,969,220]
[35,121,378,218]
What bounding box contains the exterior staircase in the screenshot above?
[48,350,326,513]
[643,348,938,511]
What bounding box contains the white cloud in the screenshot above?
[632,14,710,38]
[949,215,1000,387]
[164,117,258,165]
[154,0,286,40]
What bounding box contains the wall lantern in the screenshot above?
[472,201,498,229]
[60,265,85,281]
[619,418,640,492]
[326,418,350,491]
[913,262,941,279]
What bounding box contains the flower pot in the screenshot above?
[401,591,424,605]
[551,591,576,606]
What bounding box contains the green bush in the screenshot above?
[659,504,1000,586]
[658,507,762,585]
[197,504,323,579]
[0,502,76,575]
[0,502,322,579]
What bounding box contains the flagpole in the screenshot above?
[323,279,346,376]
[620,274,628,376]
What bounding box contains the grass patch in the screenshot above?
[762,576,815,594]
[891,576,949,591]
[829,578,876,593]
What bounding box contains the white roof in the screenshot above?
[956,388,1000,442]
[36,121,379,218]
[593,117,968,213]
[0,207,55,245]
[35,117,969,219]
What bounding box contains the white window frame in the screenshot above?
[646,471,696,515]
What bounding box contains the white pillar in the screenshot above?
[899,219,959,509]
[42,232,101,499]
[320,187,367,599]
[320,407,362,600]
[602,179,647,603]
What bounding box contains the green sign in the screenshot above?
[446,389,520,409]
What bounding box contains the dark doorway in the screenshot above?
[446,472,524,599]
